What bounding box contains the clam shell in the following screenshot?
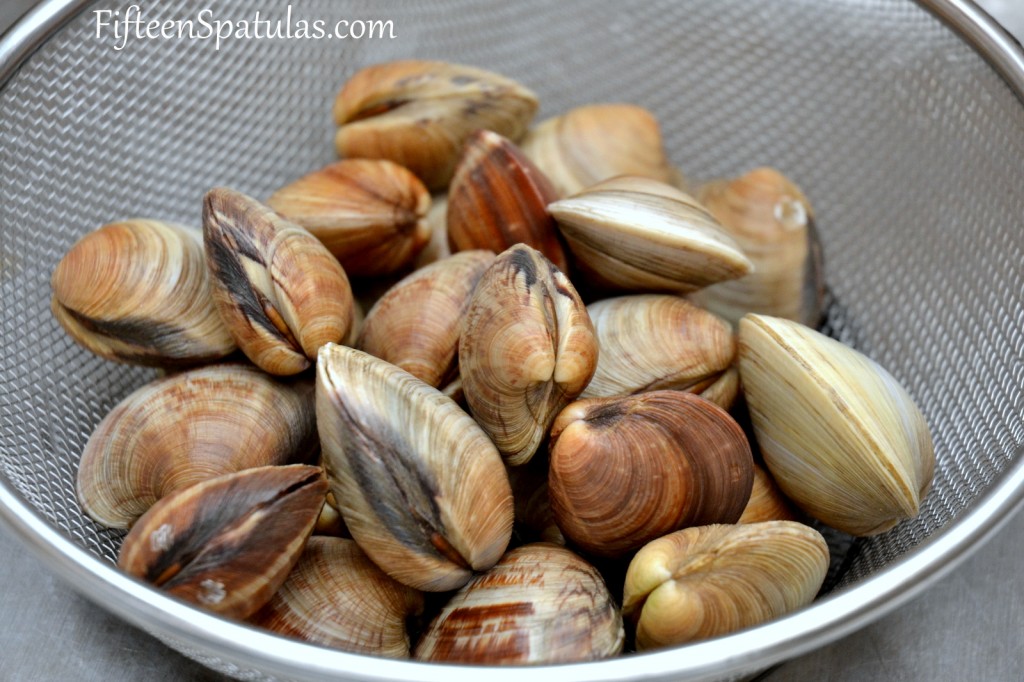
[447,130,568,272]
[251,537,423,657]
[51,220,235,367]
[548,391,754,557]
[77,363,317,529]
[459,244,598,465]
[737,314,935,536]
[414,543,624,664]
[204,187,354,375]
[520,103,677,198]
[333,60,538,190]
[357,250,495,388]
[548,176,753,294]
[316,344,513,592]
[581,294,738,408]
[622,522,829,649]
[413,194,452,268]
[691,167,824,326]
[266,159,431,277]
[118,464,326,620]
[738,464,802,524]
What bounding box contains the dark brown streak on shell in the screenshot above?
[429,602,535,662]
[58,308,204,365]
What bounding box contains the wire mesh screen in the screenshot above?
[1,0,1023,677]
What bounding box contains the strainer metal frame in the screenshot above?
[2,1,1024,680]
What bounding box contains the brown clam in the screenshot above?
[204,187,354,375]
[317,343,513,592]
[333,60,538,190]
[51,220,235,367]
[414,543,623,664]
[447,130,568,272]
[691,167,824,326]
[548,176,753,294]
[520,103,678,198]
[357,250,495,388]
[119,464,325,619]
[622,522,829,649]
[251,537,424,658]
[548,391,754,558]
[460,244,598,466]
[265,159,432,277]
[581,295,738,409]
[77,363,317,529]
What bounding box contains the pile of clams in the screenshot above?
[52,59,935,664]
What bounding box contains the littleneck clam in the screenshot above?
[414,543,624,664]
[357,250,494,388]
[520,103,678,198]
[51,220,235,367]
[77,363,317,529]
[547,176,753,294]
[690,167,825,326]
[265,159,432,277]
[333,60,538,190]
[251,537,424,658]
[548,391,754,558]
[581,295,738,408]
[738,314,935,536]
[118,464,326,619]
[460,244,598,466]
[446,130,568,272]
[204,187,354,375]
[316,343,513,592]
[622,522,829,649]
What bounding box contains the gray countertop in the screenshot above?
[3,1,1024,680]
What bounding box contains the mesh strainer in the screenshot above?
[2,0,1023,679]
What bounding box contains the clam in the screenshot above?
[333,60,538,190]
[548,176,753,294]
[265,159,432,277]
[447,130,568,272]
[413,194,452,268]
[204,187,354,375]
[690,167,825,326]
[737,314,935,536]
[119,464,326,619]
[581,295,738,409]
[357,250,495,388]
[77,363,317,529]
[251,537,424,658]
[460,244,598,466]
[414,543,624,664]
[51,220,235,367]
[622,521,829,649]
[738,464,801,524]
[520,103,678,198]
[316,343,513,592]
[548,391,754,558]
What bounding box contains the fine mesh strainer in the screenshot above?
[1,0,1023,680]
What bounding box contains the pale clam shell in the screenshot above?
[357,250,494,388]
[581,294,737,408]
[204,187,354,375]
[622,522,829,649]
[520,103,677,198]
[118,464,326,620]
[548,391,754,558]
[459,244,598,466]
[691,167,824,326]
[333,60,538,190]
[77,363,317,529]
[414,543,624,664]
[738,463,802,525]
[250,537,423,658]
[266,159,431,277]
[51,220,235,367]
[316,343,513,592]
[413,194,452,269]
[737,314,935,536]
[548,176,753,294]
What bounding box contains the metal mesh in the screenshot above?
[1,0,1023,678]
